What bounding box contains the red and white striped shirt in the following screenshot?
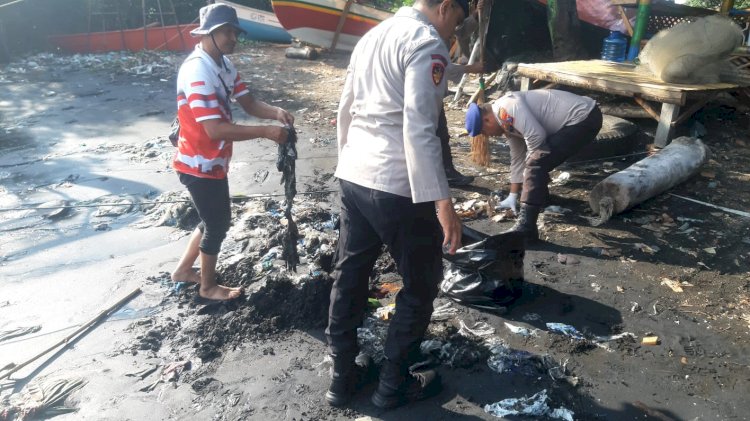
[173,44,249,179]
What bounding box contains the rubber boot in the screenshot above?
[507,204,541,241]
[371,359,441,409]
[325,353,374,407]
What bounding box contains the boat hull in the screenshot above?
[49,24,200,53]
[224,1,292,44]
[272,0,392,51]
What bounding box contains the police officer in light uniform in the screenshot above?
[325,0,469,409]
[465,89,603,240]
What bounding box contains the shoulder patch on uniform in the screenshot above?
[430,54,448,67]
[432,63,445,86]
[497,107,515,132]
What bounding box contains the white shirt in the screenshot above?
[335,7,451,203]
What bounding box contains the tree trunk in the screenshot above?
[589,137,710,225]
[547,0,584,60]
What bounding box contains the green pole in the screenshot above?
[627,0,651,61]
[547,0,558,50]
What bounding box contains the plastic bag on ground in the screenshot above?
[484,389,574,420]
[440,226,525,313]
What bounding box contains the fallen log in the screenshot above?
[599,103,652,119]
[589,137,710,226]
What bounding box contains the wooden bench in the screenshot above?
[516,59,744,147]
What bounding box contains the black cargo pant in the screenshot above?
[437,106,454,171]
[326,179,443,367]
[521,106,603,206]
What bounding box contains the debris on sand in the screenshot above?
[0,326,41,343]
[642,336,660,346]
[660,277,684,293]
[1,51,181,78]
[0,377,87,421]
[546,322,636,352]
[486,339,537,375]
[38,200,72,219]
[136,191,199,230]
[139,360,191,393]
[430,302,459,321]
[484,389,574,420]
[504,322,538,337]
[358,317,389,364]
[556,254,580,265]
[458,320,495,338]
[546,323,586,340]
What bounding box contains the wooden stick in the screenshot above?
[633,96,661,121]
[673,95,715,126]
[451,38,482,104]
[330,0,354,51]
[618,6,634,37]
[0,288,142,380]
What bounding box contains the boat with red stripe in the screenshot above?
[271,0,392,51]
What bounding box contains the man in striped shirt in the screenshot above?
[171,3,294,301]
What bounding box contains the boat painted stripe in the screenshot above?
[274,6,377,36]
[273,0,382,25]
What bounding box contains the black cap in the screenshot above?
[454,0,470,18]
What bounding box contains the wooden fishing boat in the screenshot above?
[49,24,199,54]
[271,0,392,51]
[225,1,292,44]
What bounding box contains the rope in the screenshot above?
[0,0,25,9]
[0,189,338,212]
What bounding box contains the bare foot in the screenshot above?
[199,284,242,301]
[171,268,201,284]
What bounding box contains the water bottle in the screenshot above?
[601,31,627,62]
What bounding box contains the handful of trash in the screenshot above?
[277,126,299,271]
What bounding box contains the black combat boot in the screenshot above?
[507,204,542,241]
[325,353,374,407]
[371,359,441,409]
[445,167,474,187]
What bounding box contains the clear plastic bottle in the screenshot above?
[601,31,628,62]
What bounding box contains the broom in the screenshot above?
[470,3,490,167]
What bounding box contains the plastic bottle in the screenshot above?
[601,31,627,62]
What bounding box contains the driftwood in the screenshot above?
[589,137,710,225]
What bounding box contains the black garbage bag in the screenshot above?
[440,227,525,313]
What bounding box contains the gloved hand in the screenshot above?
[497,192,518,214]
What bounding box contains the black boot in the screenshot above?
[445,167,474,187]
[325,353,374,407]
[507,204,541,241]
[371,360,441,409]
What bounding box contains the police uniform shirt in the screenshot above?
[491,89,596,151]
[335,7,451,204]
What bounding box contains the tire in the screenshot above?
[567,114,640,163]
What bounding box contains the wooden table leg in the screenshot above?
[520,77,531,91]
[654,102,680,148]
